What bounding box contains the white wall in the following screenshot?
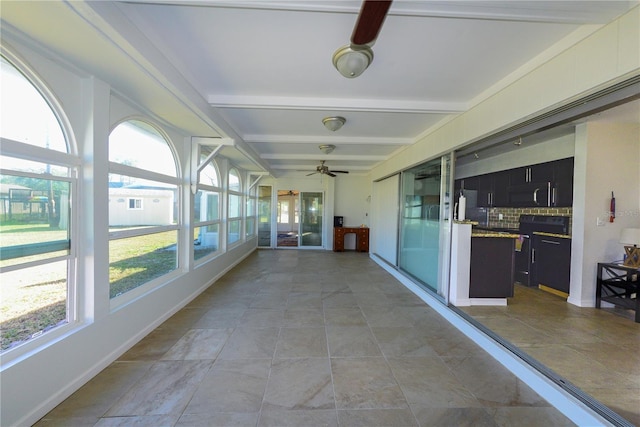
[569,121,640,306]
[334,174,371,250]
[108,189,174,226]
[455,133,576,179]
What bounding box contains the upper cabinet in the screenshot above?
[455,157,574,208]
[509,162,556,186]
[551,157,574,207]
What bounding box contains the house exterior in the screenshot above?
[108,187,174,227]
[0,3,638,427]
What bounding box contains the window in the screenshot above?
[193,147,221,261]
[128,198,143,210]
[108,120,179,300]
[278,200,290,223]
[0,55,76,355]
[227,167,243,245]
[246,182,257,238]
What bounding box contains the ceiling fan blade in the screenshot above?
[331,170,349,174]
[306,172,318,176]
[351,0,393,46]
[327,172,337,177]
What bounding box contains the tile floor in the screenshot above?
[461,284,640,426]
[36,250,577,426]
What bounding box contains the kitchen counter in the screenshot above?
[472,230,520,238]
[533,231,571,239]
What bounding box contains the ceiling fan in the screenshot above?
[306,161,349,178]
[333,0,393,78]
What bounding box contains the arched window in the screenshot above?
[227,167,242,245]
[0,55,76,355]
[193,148,221,261]
[108,119,180,300]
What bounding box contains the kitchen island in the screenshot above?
[450,222,518,306]
[470,230,518,298]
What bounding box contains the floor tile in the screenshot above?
[387,357,480,408]
[337,408,418,427]
[411,406,497,427]
[106,360,212,416]
[262,358,334,410]
[326,326,382,357]
[238,308,285,328]
[274,327,328,358]
[258,409,338,427]
[161,328,233,360]
[323,308,367,326]
[41,362,153,420]
[371,327,440,358]
[217,327,279,359]
[117,329,187,361]
[184,359,271,414]
[282,308,325,327]
[93,414,180,426]
[331,357,408,410]
[441,355,548,408]
[176,412,259,427]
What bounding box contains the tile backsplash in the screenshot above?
[487,207,573,234]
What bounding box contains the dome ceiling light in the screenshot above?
[332,45,373,78]
[332,0,392,78]
[322,116,346,132]
[319,144,336,155]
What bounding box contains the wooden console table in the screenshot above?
[333,227,369,252]
[596,262,639,322]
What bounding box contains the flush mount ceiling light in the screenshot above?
[322,116,346,132]
[319,144,336,155]
[332,1,392,78]
[332,45,373,78]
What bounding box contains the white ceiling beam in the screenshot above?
[260,154,387,161]
[122,1,625,24]
[244,135,414,145]
[208,95,467,114]
[272,164,375,172]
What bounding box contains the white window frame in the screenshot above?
[108,120,181,308]
[227,166,243,247]
[127,198,143,210]
[193,155,222,264]
[0,51,80,363]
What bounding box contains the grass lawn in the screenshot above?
[1,223,177,351]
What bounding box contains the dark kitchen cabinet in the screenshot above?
[492,170,510,206]
[455,157,574,208]
[472,171,510,207]
[510,162,555,186]
[551,157,574,207]
[477,174,493,207]
[531,233,571,294]
[457,176,478,192]
[470,237,515,298]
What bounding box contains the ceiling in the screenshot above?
[2,1,637,176]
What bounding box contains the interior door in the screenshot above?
[299,192,323,247]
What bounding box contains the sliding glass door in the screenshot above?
[398,156,452,298]
[300,192,323,247]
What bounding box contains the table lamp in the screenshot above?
[620,227,640,268]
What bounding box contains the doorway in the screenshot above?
[276,190,324,248]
